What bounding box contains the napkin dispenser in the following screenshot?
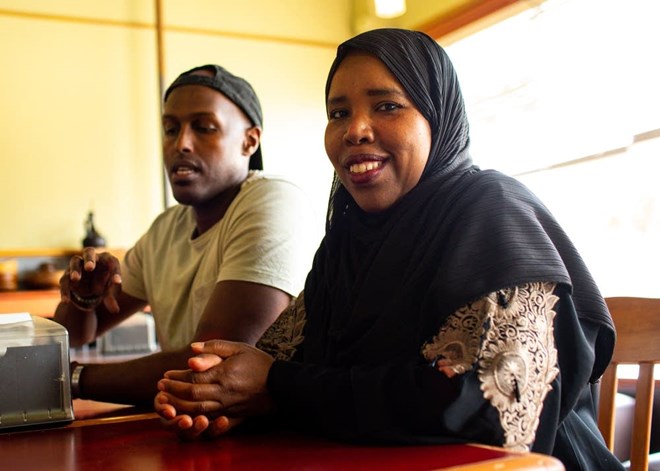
[0,313,73,431]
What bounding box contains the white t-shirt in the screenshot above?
[120,171,316,350]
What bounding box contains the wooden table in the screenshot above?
[0,400,564,471]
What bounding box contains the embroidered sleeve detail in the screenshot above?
[256,291,307,361]
[478,282,560,451]
[421,298,490,377]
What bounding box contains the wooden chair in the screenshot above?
[598,297,660,471]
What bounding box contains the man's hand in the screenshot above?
[60,247,122,313]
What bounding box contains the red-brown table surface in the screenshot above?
[0,400,564,470]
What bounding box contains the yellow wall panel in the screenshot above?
[0,0,153,23]
[164,0,351,45]
[0,15,162,249]
[0,1,344,250]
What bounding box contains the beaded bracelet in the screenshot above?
[69,290,102,311]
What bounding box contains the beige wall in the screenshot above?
[0,0,353,250]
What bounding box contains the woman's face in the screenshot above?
[325,52,432,213]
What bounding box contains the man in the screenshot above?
[54,64,315,405]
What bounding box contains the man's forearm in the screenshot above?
[74,349,192,406]
[54,302,99,347]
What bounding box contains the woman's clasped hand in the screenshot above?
[156,340,274,440]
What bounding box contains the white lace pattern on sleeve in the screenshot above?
[256,292,307,361]
[421,282,560,451]
[421,298,490,376]
[479,282,559,451]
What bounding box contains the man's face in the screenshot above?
[161,83,257,208]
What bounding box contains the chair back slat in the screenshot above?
[598,297,660,471]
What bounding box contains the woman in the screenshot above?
[155,28,623,469]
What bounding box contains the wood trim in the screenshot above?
[0,7,337,49]
[417,0,534,41]
[69,413,159,428]
[618,377,660,391]
[465,443,564,470]
[0,248,84,258]
[0,247,126,259]
[598,364,618,449]
[0,249,127,317]
[0,289,60,317]
[0,7,150,29]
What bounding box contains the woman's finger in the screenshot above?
[191,340,244,358]
[154,393,177,420]
[163,369,192,381]
[156,388,224,416]
[207,416,239,438]
[158,378,224,402]
[188,353,223,371]
[176,415,210,441]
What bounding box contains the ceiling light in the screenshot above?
[374,0,406,18]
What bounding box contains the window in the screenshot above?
[445,0,660,296]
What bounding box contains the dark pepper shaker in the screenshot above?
[82,211,106,248]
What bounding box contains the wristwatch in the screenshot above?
[70,363,85,399]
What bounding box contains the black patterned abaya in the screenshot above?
[266,28,623,470]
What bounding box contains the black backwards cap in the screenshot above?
[164,64,264,170]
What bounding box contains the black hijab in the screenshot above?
[304,28,614,383]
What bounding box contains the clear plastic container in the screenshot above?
[0,313,73,430]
